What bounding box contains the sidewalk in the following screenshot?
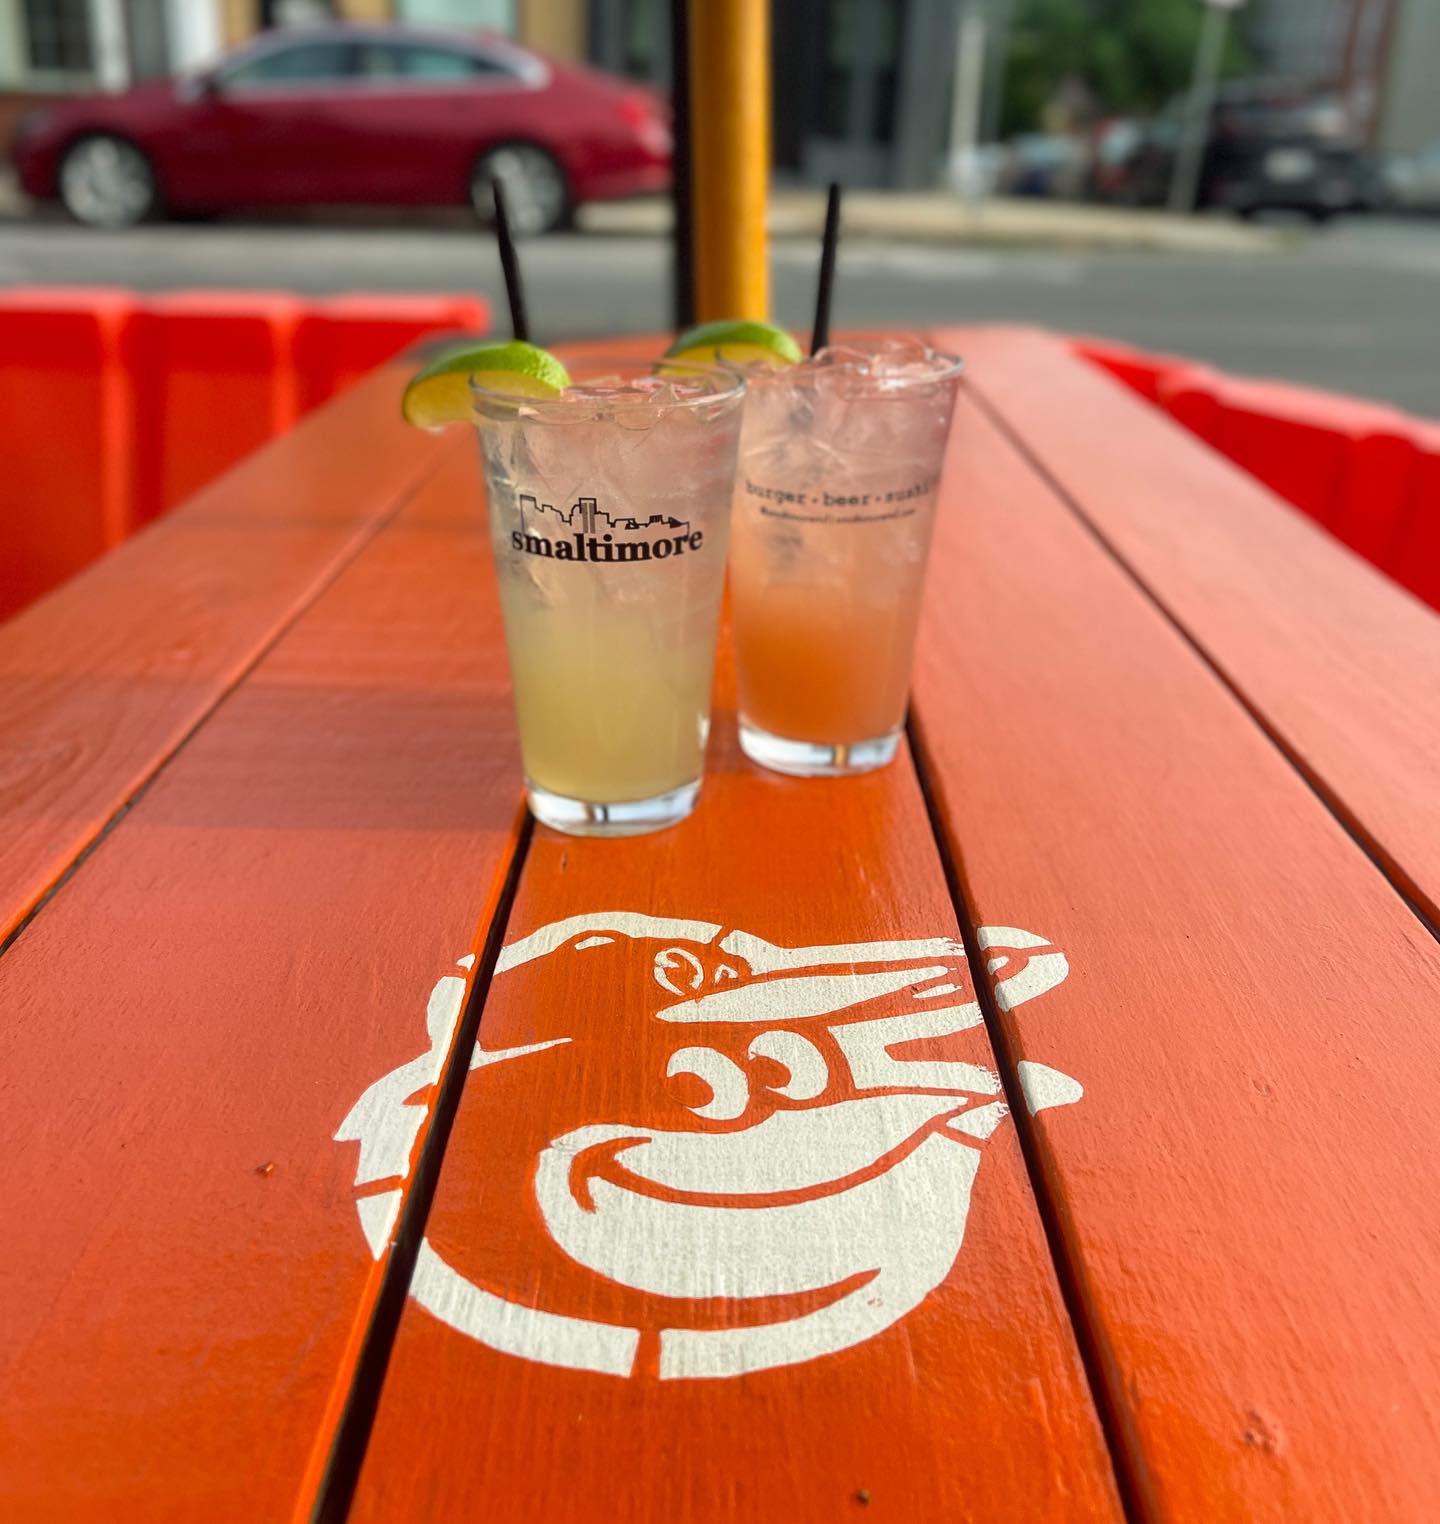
[582,188,1288,255]
[1,165,1283,255]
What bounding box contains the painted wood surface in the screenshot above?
[0,443,525,1521]
[8,322,1438,1522]
[347,667,1123,1523]
[959,326,1440,928]
[0,360,446,947]
[910,379,1440,1521]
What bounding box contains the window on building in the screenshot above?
[125,0,174,83]
[223,42,356,88]
[260,0,337,22]
[817,0,900,145]
[622,0,661,80]
[24,0,94,73]
[395,0,514,30]
[590,0,666,85]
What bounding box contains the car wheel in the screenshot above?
[58,134,158,228]
[471,144,570,236]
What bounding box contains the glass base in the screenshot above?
[739,720,902,778]
[526,777,701,837]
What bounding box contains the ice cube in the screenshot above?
[566,375,625,399]
[808,344,871,373]
[867,336,934,372]
[866,340,958,396]
[645,381,682,408]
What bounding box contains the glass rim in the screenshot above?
[469,353,747,416]
[750,343,965,392]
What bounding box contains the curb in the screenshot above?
[581,192,1288,256]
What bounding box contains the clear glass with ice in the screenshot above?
[729,339,964,776]
[472,357,745,835]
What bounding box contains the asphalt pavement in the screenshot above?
[1,201,1436,415]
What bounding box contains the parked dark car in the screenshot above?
[1100,83,1378,221]
[9,24,671,233]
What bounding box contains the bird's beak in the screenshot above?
[655,962,961,1025]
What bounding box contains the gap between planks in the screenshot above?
[0,441,464,968]
[965,384,1440,953]
[906,715,1156,1524]
[307,808,534,1524]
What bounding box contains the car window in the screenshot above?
[355,43,513,81]
[223,42,355,88]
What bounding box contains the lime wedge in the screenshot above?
[664,319,802,369]
[402,340,570,428]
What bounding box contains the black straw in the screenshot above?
[810,182,842,355]
[492,178,530,343]
[669,0,696,330]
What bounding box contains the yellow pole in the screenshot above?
[687,0,770,322]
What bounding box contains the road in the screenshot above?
[1,207,1436,414]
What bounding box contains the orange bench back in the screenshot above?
[0,287,488,622]
[1071,333,1440,613]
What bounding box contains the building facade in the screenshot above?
[1,1,222,93]
[587,0,976,190]
[2,0,982,189]
[1247,0,1439,153]
[1373,0,1440,153]
[7,0,1434,186]
[0,0,529,92]
[1247,0,1354,85]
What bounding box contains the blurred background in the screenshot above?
[0,0,1437,410]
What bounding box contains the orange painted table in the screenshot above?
[3,329,1439,1524]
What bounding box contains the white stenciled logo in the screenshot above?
[336,913,1081,1381]
[510,494,706,565]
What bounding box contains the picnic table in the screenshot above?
[3,326,1439,1524]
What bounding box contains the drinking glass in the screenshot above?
[472,358,745,835]
[729,340,963,776]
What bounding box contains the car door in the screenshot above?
[177,37,367,206]
[341,39,540,206]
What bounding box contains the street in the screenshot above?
[1,206,1436,415]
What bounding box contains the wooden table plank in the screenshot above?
[910,382,1440,1521]
[0,443,525,1521]
[957,326,1440,929]
[346,689,1125,1523]
[0,359,448,946]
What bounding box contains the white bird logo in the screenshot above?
[337,913,1081,1380]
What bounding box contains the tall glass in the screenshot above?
[473,358,744,836]
[729,341,963,776]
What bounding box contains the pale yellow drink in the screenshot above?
[473,360,744,836]
[497,547,725,804]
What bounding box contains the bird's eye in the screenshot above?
[667,1046,749,1121]
[747,1030,827,1101]
[653,946,706,997]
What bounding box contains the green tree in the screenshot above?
[1000,0,1252,136]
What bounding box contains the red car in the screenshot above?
[10,24,671,234]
